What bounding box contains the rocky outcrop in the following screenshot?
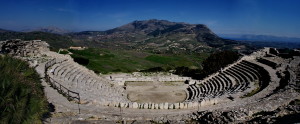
[0,39,49,56]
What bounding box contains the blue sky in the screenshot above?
[0,0,299,37]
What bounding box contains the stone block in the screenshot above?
[129,102,133,108]
[159,103,164,109]
[155,104,159,109]
[193,102,199,108]
[174,103,180,109]
[179,103,184,109]
[168,104,174,109]
[144,103,148,109]
[187,102,193,108]
[120,103,125,108]
[163,103,169,109]
[132,102,139,109]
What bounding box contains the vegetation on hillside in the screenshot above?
[0,55,49,123]
[175,50,240,80]
[68,48,209,74]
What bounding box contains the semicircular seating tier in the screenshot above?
[185,60,270,102]
[46,59,129,104]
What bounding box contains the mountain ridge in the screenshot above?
[22,26,70,34]
[69,19,239,52]
[1,19,248,52]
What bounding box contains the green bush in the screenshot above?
[0,55,49,123]
[174,50,240,80]
[58,50,69,54]
[72,56,89,65]
[140,67,164,72]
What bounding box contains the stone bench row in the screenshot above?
[187,73,234,101]
[186,60,267,101]
[46,60,129,103]
[51,70,124,98]
[50,61,123,92]
[49,74,128,103]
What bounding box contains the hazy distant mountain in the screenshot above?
[219,34,300,42]
[0,28,14,33]
[22,26,70,34]
[70,19,243,53]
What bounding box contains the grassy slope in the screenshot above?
[69,48,209,74]
[0,56,49,123]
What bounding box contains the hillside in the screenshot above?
[22,26,70,34]
[0,31,73,49]
[0,28,13,33]
[70,19,248,54]
[68,48,209,74]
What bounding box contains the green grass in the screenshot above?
[241,80,260,98]
[68,48,209,74]
[0,55,49,123]
[58,50,69,54]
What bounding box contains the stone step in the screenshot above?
[214,75,226,92]
[56,62,72,77]
[188,85,196,100]
[235,64,258,80]
[224,70,242,84]
[236,63,260,80]
[60,64,76,78]
[229,67,251,83]
[64,66,78,80]
[219,74,232,90]
[54,61,70,76]
[226,68,246,83]
[210,77,220,95]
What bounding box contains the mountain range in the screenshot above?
[21,26,70,34]
[0,19,253,52]
[68,19,243,53]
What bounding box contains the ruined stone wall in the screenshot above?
[0,39,49,57]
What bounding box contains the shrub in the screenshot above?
[0,55,49,123]
[73,56,89,65]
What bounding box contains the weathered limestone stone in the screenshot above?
[187,102,193,108]
[174,103,180,109]
[148,103,153,109]
[193,102,199,108]
[120,103,125,108]
[168,104,174,109]
[163,103,169,109]
[184,103,188,109]
[144,103,148,109]
[114,102,118,107]
[108,102,113,107]
[124,103,128,108]
[102,101,109,106]
[151,103,155,109]
[201,100,205,106]
[179,103,184,109]
[155,103,159,109]
[132,102,138,109]
[128,102,133,108]
[159,103,164,109]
